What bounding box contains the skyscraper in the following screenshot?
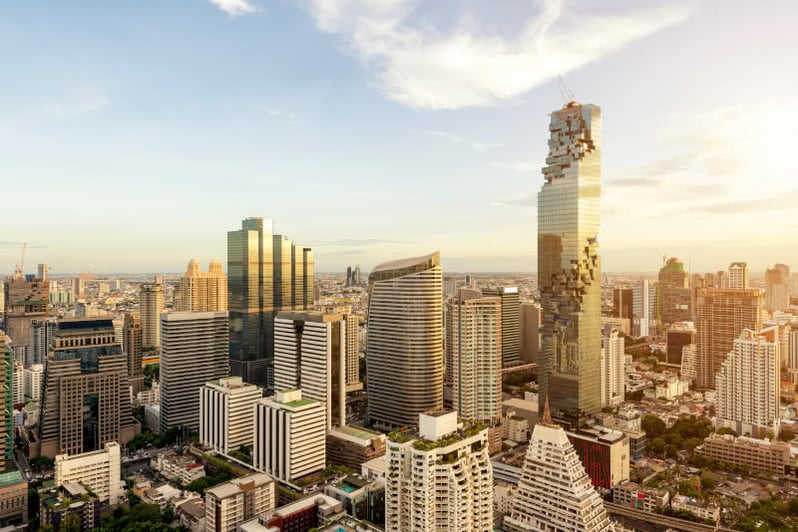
[632,279,657,337]
[728,262,749,289]
[612,287,633,321]
[519,302,541,364]
[38,318,139,457]
[175,259,228,312]
[122,312,144,397]
[366,252,443,429]
[765,264,790,314]
[537,102,602,424]
[159,311,230,433]
[0,333,13,472]
[385,411,493,532]
[600,327,624,407]
[444,289,502,424]
[273,311,348,429]
[504,401,614,532]
[716,327,780,438]
[139,280,163,350]
[695,288,763,389]
[227,217,314,389]
[658,257,691,325]
[483,287,520,366]
[3,277,48,365]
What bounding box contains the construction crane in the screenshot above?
[13,242,27,280]
[558,74,575,104]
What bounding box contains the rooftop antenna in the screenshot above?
[557,74,575,104]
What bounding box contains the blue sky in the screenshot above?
[1,0,796,274]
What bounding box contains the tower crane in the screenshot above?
[13,242,27,280]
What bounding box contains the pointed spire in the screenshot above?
[542,393,552,426]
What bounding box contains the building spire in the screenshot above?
[542,394,552,426]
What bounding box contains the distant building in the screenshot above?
[385,411,493,532]
[519,302,540,364]
[55,442,122,505]
[765,264,790,314]
[366,252,443,429]
[665,321,695,367]
[139,280,164,350]
[253,389,326,483]
[715,327,780,438]
[160,311,230,433]
[38,318,139,458]
[728,262,749,290]
[205,473,276,532]
[601,328,625,407]
[199,376,262,454]
[658,258,691,325]
[123,312,144,397]
[3,277,49,364]
[632,279,657,337]
[613,287,634,321]
[175,259,228,312]
[483,287,521,366]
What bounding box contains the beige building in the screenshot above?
[0,471,28,526]
[123,312,144,397]
[205,473,276,532]
[175,259,228,312]
[695,287,763,389]
[697,433,789,476]
[612,481,669,512]
[386,411,493,532]
[728,262,750,290]
[199,376,262,455]
[55,441,123,505]
[139,279,164,349]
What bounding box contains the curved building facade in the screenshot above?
[366,252,443,429]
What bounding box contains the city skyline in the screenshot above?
[2,1,797,274]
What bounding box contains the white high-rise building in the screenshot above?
[160,311,230,433]
[344,313,361,392]
[716,327,780,438]
[444,289,502,424]
[729,262,749,290]
[205,473,276,532]
[11,362,24,405]
[199,376,262,455]
[385,411,493,532]
[253,389,326,483]
[23,363,44,401]
[505,401,614,531]
[367,252,443,429]
[274,311,347,429]
[632,279,657,337]
[55,441,123,505]
[601,328,625,407]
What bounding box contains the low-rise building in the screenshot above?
[175,498,206,532]
[266,494,344,531]
[567,426,630,492]
[326,425,386,471]
[150,451,206,485]
[696,433,789,476]
[205,473,276,532]
[671,494,720,523]
[0,470,28,527]
[612,481,669,512]
[54,441,123,505]
[39,480,101,531]
[494,483,516,515]
[324,476,385,527]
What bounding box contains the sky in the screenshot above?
[1,0,797,275]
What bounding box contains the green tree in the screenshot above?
[642,415,666,439]
[650,437,666,454]
[664,444,678,459]
[39,525,56,532]
[59,513,81,532]
[779,428,796,442]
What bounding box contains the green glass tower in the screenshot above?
[537,102,602,425]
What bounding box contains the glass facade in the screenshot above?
[538,102,602,424]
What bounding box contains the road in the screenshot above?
[606,502,733,532]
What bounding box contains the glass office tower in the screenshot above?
[537,102,602,425]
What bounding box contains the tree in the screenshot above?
[39,525,56,532]
[716,427,738,437]
[779,428,796,442]
[59,513,81,532]
[642,415,666,439]
[664,444,678,459]
[650,437,666,454]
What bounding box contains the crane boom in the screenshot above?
[13,242,27,279]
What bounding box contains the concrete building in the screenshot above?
[716,327,780,438]
[11,362,23,406]
[612,481,669,512]
[326,425,386,471]
[729,262,749,290]
[0,333,16,477]
[150,451,205,485]
[227,217,314,390]
[505,401,614,531]
[697,433,789,476]
[658,257,691,325]
[253,389,326,483]
[139,280,164,350]
[613,287,634,321]
[23,363,44,402]
[175,259,228,312]
[444,289,502,424]
[38,318,139,458]
[765,264,790,314]
[160,311,230,433]
[385,411,493,532]
[366,252,443,429]
[0,470,27,527]
[665,321,695,367]
[3,277,48,364]
[601,328,625,407]
[695,288,763,389]
[266,494,344,531]
[205,473,276,532]
[343,313,361,392]
[274,311,348,430]
[54,441,123,504]
[199,376,262,455]
[567,426,630,491]
[483,287,520,366]
[519,302,540,364]
[39,481,100,531]
[632,279,657,338]
[123,312,144,398]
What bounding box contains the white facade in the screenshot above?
[205,473,276,532]
[274,312,347,429]
[160,311,230,433]
[55,441,123,505]
[716,327,780,438]
[505,414,614,531]
[728,262,749,289]
[11,362,24,405]
[632,280,657,337]
[199,376,262,455]
[23,363,44,401]
[386,412,493,532]
[601,329,625,407]
[253,389,326,483]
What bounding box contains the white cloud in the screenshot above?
[425,130,499,151]
[303,0,691,109]
[261,106,297,119]
[209,0,258,16]
[43,95,109,117]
